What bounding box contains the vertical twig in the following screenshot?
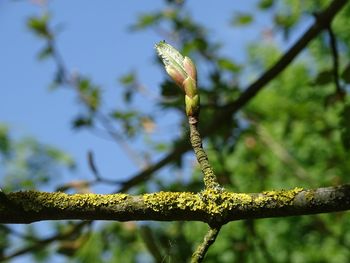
[191,226,221,263]
[155,41,224,262]
[188,116,221,190]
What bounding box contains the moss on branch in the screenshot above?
[1,185,350,224]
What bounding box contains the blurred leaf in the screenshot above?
[166,0,185,4]
[119,72,137,103]
[124,90,133,104]
[111,110,137,120]
[231,13,253,26]
[57,234,90,256]
[77,78,101,111]
[274,12,299,38]
[258,0,274,9]
[119,72,135,85]
[217,58,241,73]
[274,14,295,28]
[78,78,91,92]
[110,110,140,137]
[88,88,101,111]
[341,63,350,83]
[324,89,346,107]
[27,14,52,39]
[130,13,162,30]
[311,70,333,86]
[72,116,93,129]
[153,143,169,152]
[0,125,10,156]
[37,44,53,60]
[46,147,76,170]
[182,37,209,55]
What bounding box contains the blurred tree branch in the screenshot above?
[0,222,87,261]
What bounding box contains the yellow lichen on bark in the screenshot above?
[8,191,129,212]
[143,188,303,216]
[143,190,254,216]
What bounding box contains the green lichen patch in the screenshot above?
[8,191,129,213]
[143,188,304,217]
[143,191,200,212]
[143,190,254,216]
[258,187,304,208]
[304,190,315,202]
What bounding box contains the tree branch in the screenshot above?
[119,0,349,192]
[1,184,350,224]
[191,226,221,263]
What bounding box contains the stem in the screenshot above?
[188,116,221,190]
[191,226,221,263]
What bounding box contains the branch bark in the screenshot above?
[1,184,350,224]
[119,0,349,192]
[191,226,221,263]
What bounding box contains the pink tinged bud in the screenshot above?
[155,41,191,91]
[165,65,185,89]
[184,57,197,81]
[155,41,200,115]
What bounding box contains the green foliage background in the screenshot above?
[1,0,350,262]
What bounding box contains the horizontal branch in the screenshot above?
[1,184,350,224]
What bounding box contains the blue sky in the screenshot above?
[0,1,271,193]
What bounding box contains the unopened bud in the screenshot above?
[183,77,197,98]
[155,41,187,88]
[164,65,185,88]
[184,56,197,81]
[185,94,200,117]
[155,41,197,93]
[155,41,200,117]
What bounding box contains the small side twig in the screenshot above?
[191,226,221,263]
